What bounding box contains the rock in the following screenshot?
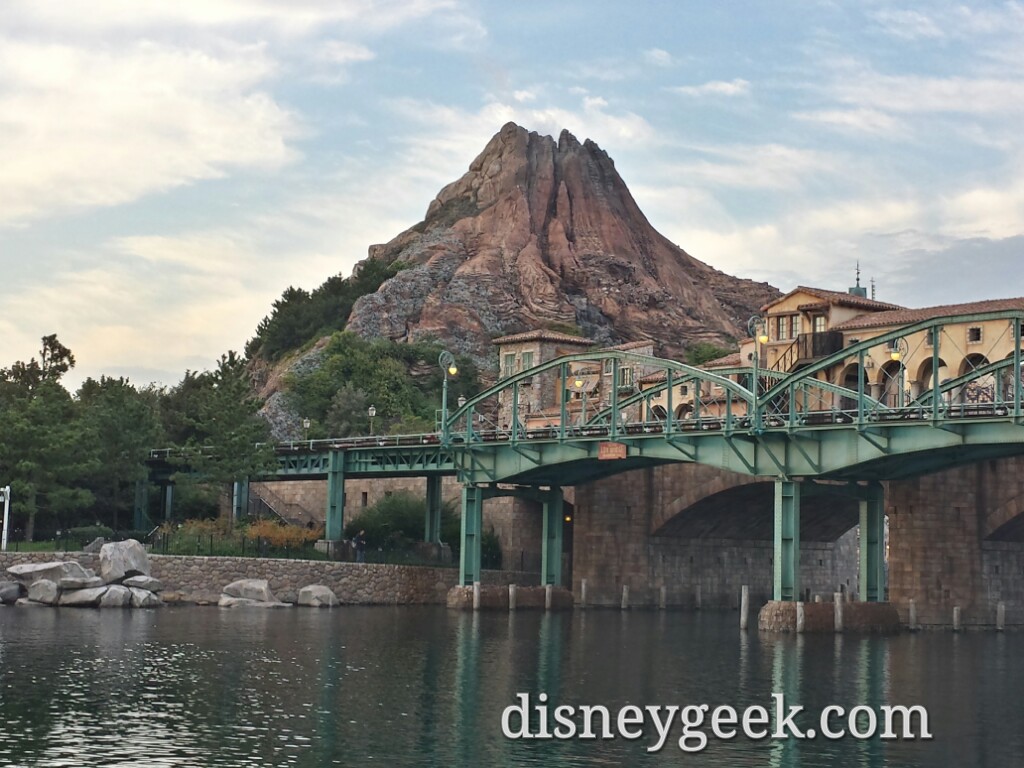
[0,581,25,604]
[27,579,59,605]
[218,596,291,608]
[128,588,162,608]
[297,585,339,608]
[100,585,132,608]
[8,561,92,586]
[222,579,277,603]
[342,122,780,377]
[59,576,105,590]
[123,575,163,592]
[58,586,109,607]
[16,598,47,607]
[83,537,106,554]
[99,539,151,583]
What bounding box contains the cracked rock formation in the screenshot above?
[346,122,779,368]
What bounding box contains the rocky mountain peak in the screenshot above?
[347,122,779,372]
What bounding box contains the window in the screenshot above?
[503,353,515,378]
[522,351,534,370]
[814,316,827,334]
[968,326,983,344]
[618,367,633,387]
[361,492,368,508]
[776,316,788,340]
[791,315,801,338]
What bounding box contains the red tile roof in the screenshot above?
[762,286,903,313]
[492,330,595,345]
[603,339,655,352]
[833,297,1024,331]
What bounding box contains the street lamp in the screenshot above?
[574,375,587,426]
[747,316,769,429]
[439,350,458,444]
[889,338,908,408]
[302,417,311,442]
[368,405,376,435]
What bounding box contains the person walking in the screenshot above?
[354,529,367,563]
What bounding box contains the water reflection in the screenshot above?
[0,607,1021,767]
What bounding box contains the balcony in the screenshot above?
[797,331,843,362]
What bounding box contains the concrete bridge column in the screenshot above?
[161,483,174,521]
[325,450,345,541]
[460,485,484,586]
[425,475,443,543]
[773,479,800,601]
[859,483,886,602]
[542,488,564,587]
[232,478,249,522]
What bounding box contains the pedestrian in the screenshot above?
[355,529,367,563]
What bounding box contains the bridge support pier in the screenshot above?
[425,476,443,544]
[460,486,483,586]
[160,483,174,522]
[541,487,564,587]
[133,480,148,530]
[859,483,886,602]
[326,450,345,542]
[232,478,249,522]
[773,479,800,601]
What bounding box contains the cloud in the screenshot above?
[513,90,536,102]
[667,144,840,191]
[869,9,945,40]
[793,108,906,136]
[669,79,750,97]
[643,48,675,67]
[0,39,301,226]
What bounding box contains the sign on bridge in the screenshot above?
[598,442,627,460]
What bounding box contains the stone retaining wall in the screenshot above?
[0,551,538,606]
[757,600,901,633]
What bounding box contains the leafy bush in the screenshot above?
[247,519,323,547]
[67,525,114,545]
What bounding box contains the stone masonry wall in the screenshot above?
[0,551,537,606]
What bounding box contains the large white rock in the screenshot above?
[218,596,291,608]
[60,575,105,590]
[27,579,59,605]
[124,575,163,592]
[222,579,277,602]
[8,561,92,586]
[99,540,151,583]
[100,585,133,608]
[297,584,339,608]
[58,586,108,607]
[0,581,25,603]
[128,587,162,608]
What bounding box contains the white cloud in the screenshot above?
[870,9,944,40]
[643,48,675,67]
[832,69,1024,115]
[314,40,375,65]
[793,108,906,136]
[0,39,301,226]
[513,90,536,102]
[667,144,840,191]
[669,78,750,97]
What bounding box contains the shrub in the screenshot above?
[67,525,114,545]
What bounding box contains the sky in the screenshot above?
[2,1,1024,389]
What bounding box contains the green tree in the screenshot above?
[77,376,163,531]
[0,336,96,540]
[685,341,736,367]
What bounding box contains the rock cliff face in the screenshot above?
[347,122,778,368]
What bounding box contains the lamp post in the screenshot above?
[302,417,310,442]
[747,316,769,430]
[368,405,376,435]
[1,485,10,552]
[574,375,587,427]
[889,338,908,408]
[438,350,458,444]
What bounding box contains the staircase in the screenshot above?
[771,340,799,373]
[248,485,319,528]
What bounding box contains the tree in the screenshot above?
[77,377,163,531]
[0,336,95,540]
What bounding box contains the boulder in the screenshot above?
[222,579,277,603]
[8,560,92,586]
[297,585,339,608]
[83,537,106,554]
[16,598,47,607]
[27,579,59,605]
[59,575,105,590]
[218,596,291,608]
[0,581,25,604]
[99,540,151,583]
[123,575,163,592]
[58,586,109,607]
[128,588,162,608]
[99,585,132,608]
